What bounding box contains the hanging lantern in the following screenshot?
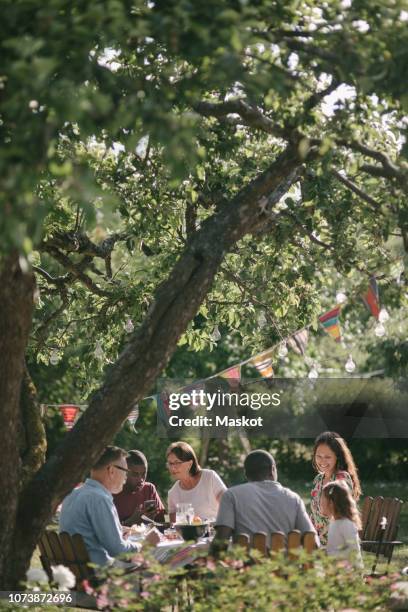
[124,317,134,333]
[49,349,59,365]
[336,291,347,304]
[257,312,267,329]
[211,326,221,342]
[278,342,288,358]
[94,341,104,360]
[60,405,79,430]
[378,308,389,323]
[375,322,386,337]
[345,354,356,373]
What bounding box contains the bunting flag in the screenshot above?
[127,405,139,426]
[156,391,171,426]
[361,277,380,319]
[319,305,342,343]
[220,365,241,388]
[250,349,274,378]
[59,405,79,430]
[287,329,309,355]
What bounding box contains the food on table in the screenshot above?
[129,523,147,535]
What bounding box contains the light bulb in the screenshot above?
[211,326,221,342]
[308,365,319,379]
[49,349,59,365]
[95,209,104,223]
[375,322,386,337]
[345,354,356,373]
[336,291,347,304]
[124,318,134,333]
[378,308,389,323]
[278,343,288,358]
[258,312,267,329]
[94,341,104,360]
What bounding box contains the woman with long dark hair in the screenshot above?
[310,431,361,544]
[166,441,226,523]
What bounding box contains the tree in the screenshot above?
[1,0,407,587]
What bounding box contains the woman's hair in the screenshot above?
[166,441,201,476]
[312,431,361,500]
[322,480,362,530]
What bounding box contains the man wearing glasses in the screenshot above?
[60,446,148,566]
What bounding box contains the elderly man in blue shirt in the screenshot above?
[60,446,156,567]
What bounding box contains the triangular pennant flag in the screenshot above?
[250,349,274,378]
[156,392,171,426]
[287,329,309,355]
[220,365,241,388]
[60,405,79,430]
[361,277,380,319]
[319,305,342,343]
[127,404,139,426]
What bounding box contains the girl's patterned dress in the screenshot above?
[310,470,353,545]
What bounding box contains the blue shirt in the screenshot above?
[60,478,139,566]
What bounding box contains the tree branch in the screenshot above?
[34,287,69,347]
[42,231,129,261]
[195,99,290,140]
[185,201,197,238]
[338,140,408,190]
[32,266,70,287]
[280,209,333,251]
[331,169,384,211]
[43,248,111,297]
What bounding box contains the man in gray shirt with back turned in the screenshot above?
[214,450,317,546]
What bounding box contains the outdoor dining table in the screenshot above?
[129,533,211,568]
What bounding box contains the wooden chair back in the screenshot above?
[360,496,403,559]
[234,530,317,558]
[38,530,95,590]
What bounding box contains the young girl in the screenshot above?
[321,480,363,569]
[310,431,362,544]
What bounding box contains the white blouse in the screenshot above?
[168,469,226,520]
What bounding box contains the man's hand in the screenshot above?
[144,527,162,547]
[123,506,143,527]
[143,505,157,520]
[209,525,232,557]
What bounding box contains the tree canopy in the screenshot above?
[1,0,407,588]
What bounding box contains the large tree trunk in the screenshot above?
[19,365,47,489]
[0,254,35,585]
[1,144,303,588]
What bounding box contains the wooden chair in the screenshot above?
[360,496,404,574]
[38,530,99,609]
[234,530,317,559]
